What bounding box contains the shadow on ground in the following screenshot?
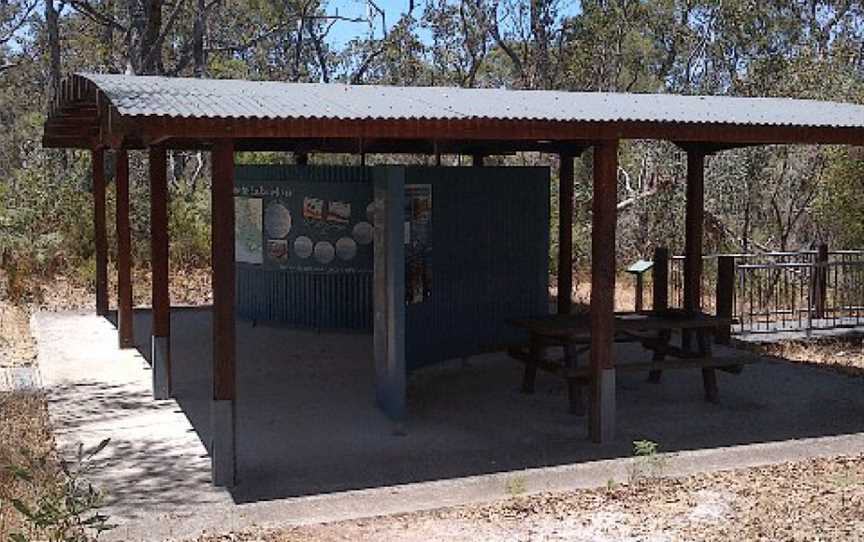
[108,307,864,504]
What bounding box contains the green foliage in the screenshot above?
[2,0,864,294]
[629,439,666,483]
[632,439,659,457]
[3,439,114,542]
[815,148,864,249]
[0,138,93,300]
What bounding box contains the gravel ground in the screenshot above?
[197,454,864,541]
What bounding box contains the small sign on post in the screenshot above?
[626,259,654,312]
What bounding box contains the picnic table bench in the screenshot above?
[508,309,757,415]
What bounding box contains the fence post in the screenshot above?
[814,243,828,319]
[652,247,669,314]
[715,255,734,345]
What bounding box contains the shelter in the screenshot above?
[42,73,864,486]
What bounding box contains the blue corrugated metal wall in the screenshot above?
[403,166,550,370]
[235,165,373,330]
[235,164,550,370]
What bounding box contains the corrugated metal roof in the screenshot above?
[81,73,864,128]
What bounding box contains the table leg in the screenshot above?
[698,329,719,403]
[647,329,670,383]
[564,342,585,416]
[521,335,541,394]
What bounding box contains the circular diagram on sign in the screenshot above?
[352,222,373,246]
[314,241,335,264]
[294,236,313,259]
[264,202,292,238]
[335,237,357,261]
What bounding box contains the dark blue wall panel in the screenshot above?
[235,165,373,331]
[403,166,550,370]
[234,165,551,370]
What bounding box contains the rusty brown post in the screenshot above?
[150,146,171,399]
[92,148,108,317]
[558,153,575,315]
[684,148,705,316]
[115,149,134,349]
[715,255,735,345]
[211,140,237,487]
[589,141,618,443]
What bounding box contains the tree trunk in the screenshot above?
[45,0,62,104]
[141,0,164,74]
[193,0,206,77]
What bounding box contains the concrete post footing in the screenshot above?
[210,399,236,487]
[151,335,170,400]
[590,368,616,443]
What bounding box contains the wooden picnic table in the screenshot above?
[508,309,752,416]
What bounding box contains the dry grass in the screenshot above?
[0,288,59,539]
[0,303,36,367]
[550,275,648,313]
[30,266,213,311]
[756,334,864,377]
[0,391,60,540]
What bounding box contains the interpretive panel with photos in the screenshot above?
[234,179,374,273]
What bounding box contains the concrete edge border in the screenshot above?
[122,432,864,541]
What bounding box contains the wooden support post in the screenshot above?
[558,153,574,315]
[814,243,828,319]
[115,149,134,349]
[684,148,705,316]
[634,275,644,312]
[472,153,485,167]
[715,255,735,345]
[92,148,108,317]
[683,148,717,402]
[295,152,309,165]
[649,247,669,383]
[150,146,171,399]
[589,141,618,443]
[210,140,236,487]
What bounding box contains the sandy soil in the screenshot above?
[196,454,864,541]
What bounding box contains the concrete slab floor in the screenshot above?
[32,308,864,542]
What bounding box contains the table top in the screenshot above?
[511,310,730,340]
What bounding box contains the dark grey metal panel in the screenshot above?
[404,166,550,371]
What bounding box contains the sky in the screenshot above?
[323,0,416,47]
[323,0,583,48]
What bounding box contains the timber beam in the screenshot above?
[589,140,619,443]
